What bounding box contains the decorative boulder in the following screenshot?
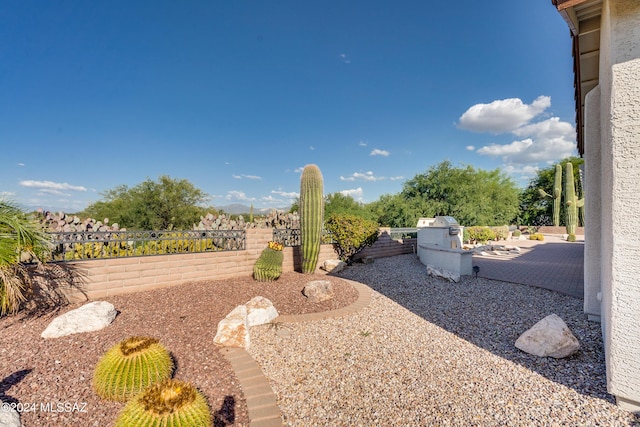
[213,305,250,349]
[322,260,347,274]
[41,301,117,339]
[426,265,460,283]
[0,400,21,427]
[246,296,279,327]
[302,280,334,303]
[515,314,580,358]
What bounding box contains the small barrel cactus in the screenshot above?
[253,241,284,282]
[115,379,211,427]
[93,336,174,401]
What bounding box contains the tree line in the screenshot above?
[76,158,584,230]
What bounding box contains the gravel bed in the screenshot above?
[0,272,357,427]
[247,254,640,426]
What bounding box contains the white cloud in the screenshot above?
[17,163,25,166]
[232,174,262,180]
[19,180,87,192]
[459,96,577,166]
[359,141,367,147]
[511,117,574,140]
[477,117,576,164]
[340,171,385,182]
[458,96,551,133]
[340,187,363,200]
[294,167,304,173]
[389,176,404,181]
[225,191,255,202]
[370,149,390,157]
[271,190,298,199]
[478,139,534,157]
[340,53,351,64]
[503,164,540,176]
[502,164,541,184]
[1,191,16,198]
[39,189,70,196]
[309,146,315,151]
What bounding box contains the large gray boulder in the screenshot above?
[246,296,278,327]
[322,260,347,274]
[515,314,580,358]
[41,301,117,339]
[302,280,334,303]
[213,305,250,349]
[426,265,460,283]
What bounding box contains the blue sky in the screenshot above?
[0,1,577,213]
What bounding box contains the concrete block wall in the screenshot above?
[355,228,417,260]
[44,228,415,303]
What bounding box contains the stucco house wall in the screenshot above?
[583,86,602,321]
[595,0,640,411]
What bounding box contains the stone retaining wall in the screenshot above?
[41,228,414,303]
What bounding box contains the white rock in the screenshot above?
[0,400,21,427]
[426,265,460,283]
[303,280,334,302]
[41,301,117,339]
[214,305,250,349]
[515,314,580,358]
[322,260,347,273]
[246,296,279,327]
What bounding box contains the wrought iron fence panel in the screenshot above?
[47,229,245,261]
[272,228,335,247]
[272,228,301,246]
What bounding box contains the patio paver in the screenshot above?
[471,236,584,299]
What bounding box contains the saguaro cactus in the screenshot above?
[538,163,563,227]
[300,164,324,273]
[564,162,584,241]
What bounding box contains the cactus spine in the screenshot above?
[115,379,211,427]
[93,336,174,401]
[253,243,284,282]
[300,164,324,273]
[564,162,584,240]
[538,163,563,227]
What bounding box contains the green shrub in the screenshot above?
[490,225,509,240]
[115,379,211,427]
[513,229,522,238]
[466,226,496,244]
[325,214,379,264]
[529,233,545,241]
[93,336,174,401]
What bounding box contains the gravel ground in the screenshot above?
[247,254,640,427]
[0,272,357,427]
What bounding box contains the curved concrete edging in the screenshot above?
[219,278,373,427]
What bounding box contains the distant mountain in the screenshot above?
[216,204,290,215]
